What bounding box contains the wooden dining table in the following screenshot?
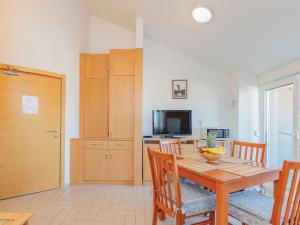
[177,153,281,225]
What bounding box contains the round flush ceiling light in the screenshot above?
[192,7,212,23]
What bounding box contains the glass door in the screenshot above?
[262,76,299,166]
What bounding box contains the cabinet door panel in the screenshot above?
[109,50,135,76]
[84,78,109,138]
[108,150,133,181]
[84,54,109,78]
[83,149,108,181]
[109,76,134,139]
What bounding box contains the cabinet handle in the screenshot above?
[117,144,125,146]
[110,154,112,160]
[105,154,108,159]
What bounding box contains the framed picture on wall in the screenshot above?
[172,80,187,99]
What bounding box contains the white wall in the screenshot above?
[237,71,260,142]
[229,71,260,143]
[143,38,235,138]
[89,15,135,53]
[0,0,90,184]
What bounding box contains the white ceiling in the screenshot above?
[85,0,300,74]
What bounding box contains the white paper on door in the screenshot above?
[22,95,39,114]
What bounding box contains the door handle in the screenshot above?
[45,129,59,133]
[277,131,294,136]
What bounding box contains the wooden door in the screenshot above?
[108,150,133,181]
[0,70,62,199]
[84,78,109,137]
[109,76,135,139]
[109,50,135,76]
[83,149,109,181]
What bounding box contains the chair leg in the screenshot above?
[209,211,215,225]
[152,205,158,225]
[182,214,186,224]
[175,212,183,225]
[159,211,166,221]
[242,223,248,225]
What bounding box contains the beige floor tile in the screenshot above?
[0,185,243,225]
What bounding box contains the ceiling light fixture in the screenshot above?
[192,7,212,23]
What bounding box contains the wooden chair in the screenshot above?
[231,140,267,164]
[148,148,215,225]
[159,139,181,155]
[228,160,300,225]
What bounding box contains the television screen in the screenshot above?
[153,110,192,136]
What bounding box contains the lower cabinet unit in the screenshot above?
[71,139,134,184]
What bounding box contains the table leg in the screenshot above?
[216,183,228,225]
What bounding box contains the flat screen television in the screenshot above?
[153,110,192,136]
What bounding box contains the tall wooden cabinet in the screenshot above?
[71,49,143,185]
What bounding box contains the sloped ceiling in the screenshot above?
[85,0,300,74]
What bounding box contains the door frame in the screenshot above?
[0,63,66,187]
[259,74,299,164]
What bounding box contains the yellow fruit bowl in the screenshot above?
[200,152,224,162]
[198,146,226,162]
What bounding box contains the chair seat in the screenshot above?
[178,181,216,217]
[229,190,274,225]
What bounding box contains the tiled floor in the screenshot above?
[0,185,241,225]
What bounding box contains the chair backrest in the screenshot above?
[148,148,182,217]
[159,139,181,155]
[272,160,300,225]
[231,140,267,164]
